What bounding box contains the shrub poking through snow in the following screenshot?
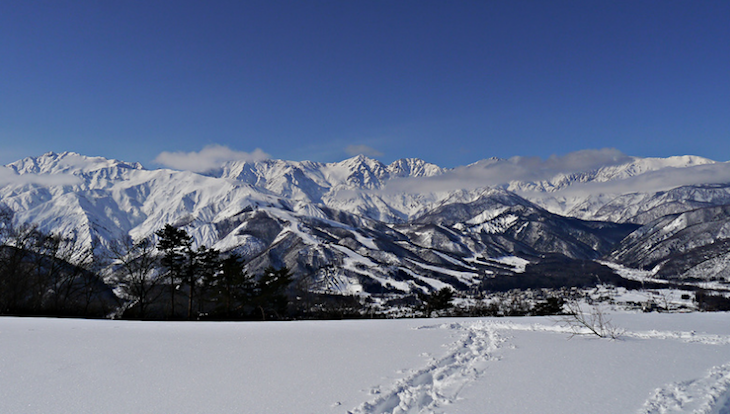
[561,299,624,339]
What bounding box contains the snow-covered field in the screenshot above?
[2,313,730,414]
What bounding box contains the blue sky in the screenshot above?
[1,0,728,168]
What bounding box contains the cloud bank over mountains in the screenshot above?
[4,146,730,201]
[380,148,634,194]
[0,167,81,188]
[378,148,730,198]
[150,144,723,199]
[154,145,270,173]
[508,148,633,179]
[544,162,730,198]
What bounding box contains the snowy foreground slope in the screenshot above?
[2,314,730,414]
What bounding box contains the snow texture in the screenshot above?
[2,313,730,414]
[639,363,730,414]
[349,321,505,414]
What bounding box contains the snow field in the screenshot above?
[1,312,730,414]
[0,318,452,414]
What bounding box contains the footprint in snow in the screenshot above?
[348,321,506,414]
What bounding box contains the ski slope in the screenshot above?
[1,313,729,414]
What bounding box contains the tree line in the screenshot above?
[112,224,292,320]
[0,207,114,317]
[0,207,585,321]
[0,207,452,321]
[0,206,292,320]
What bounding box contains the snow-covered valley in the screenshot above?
[2,312,729,414]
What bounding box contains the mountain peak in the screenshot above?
[8,152,143,175]
[387,158,444,178]
[339,154,383,168]
[3,149,730,295]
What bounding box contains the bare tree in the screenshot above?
[560,299,624,340]
[0,207,111,316]
[108,236,161,319]
[0,221,37,313]
[0,208,51,313]
[0,205,13,242]
[31,231,96,313]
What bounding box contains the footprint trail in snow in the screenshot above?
[489,320,730,414]
[348,321,506,414]
[349,319,730,414]
[639,362,730,414]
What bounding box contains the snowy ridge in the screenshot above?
[512,158,730,225]
[2,151,642,295]
[506,155,716,194]
[607,205,730,281]
[3,151,730,290]
[7,151,143,175]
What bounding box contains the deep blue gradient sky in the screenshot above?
[1,0,728,167]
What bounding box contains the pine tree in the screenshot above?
[252,266,292,320]
[193,245,221,317]
[155,224,192,319]
[209,253,251,318]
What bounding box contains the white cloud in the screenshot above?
[154,145,270,173]
[376,148,730,199]
[380,148,632,195]
[483,148,632,184]
[0,167,81,188]
[541,162,730,198]
[345,145,384,158]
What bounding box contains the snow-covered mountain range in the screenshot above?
[2,151,730,294]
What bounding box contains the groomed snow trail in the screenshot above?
[348,321,507,414]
